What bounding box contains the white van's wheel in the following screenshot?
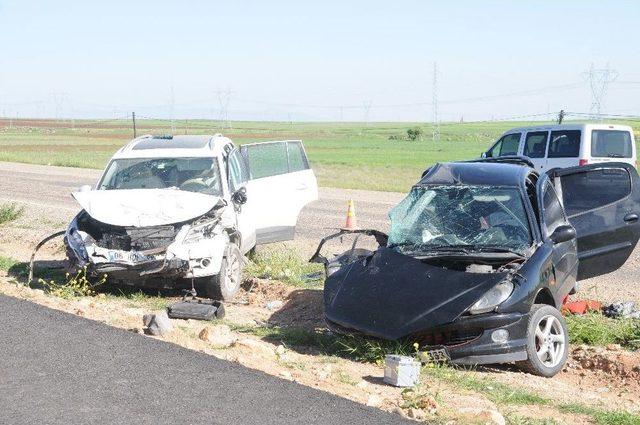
[517,304,568,377]
[204,243,242,301]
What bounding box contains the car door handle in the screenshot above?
[296,183,308,190]
[624,213,639,223]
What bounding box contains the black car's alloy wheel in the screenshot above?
[517,304,568,377]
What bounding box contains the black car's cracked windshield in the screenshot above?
[98,157,223,196]
[388,185,532,255]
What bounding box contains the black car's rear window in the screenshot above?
[591,130,633,158]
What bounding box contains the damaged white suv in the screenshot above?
[65,134,318,300]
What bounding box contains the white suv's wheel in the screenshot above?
[517,304,568,377]
[203,243,242,301]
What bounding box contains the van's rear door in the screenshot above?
[588,127,636,167]
[548,163,640,280]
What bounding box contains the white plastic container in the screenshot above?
[383,355,421,387]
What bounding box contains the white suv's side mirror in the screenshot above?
[78,184,92,192]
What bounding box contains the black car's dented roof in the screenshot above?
[418,162,532,188]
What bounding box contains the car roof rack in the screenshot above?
[464,156,534,168]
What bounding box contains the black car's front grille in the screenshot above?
[411,328,482,347]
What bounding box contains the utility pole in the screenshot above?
[214,89,234,129]
[432,62,440,142]
[557,109,565,124]
[169,86,176,134]
[51,92,68,122]
[132,112,137,138]
[585,63,618,120]
[362,100,372,127]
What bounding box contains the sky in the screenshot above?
[1,0,639,122]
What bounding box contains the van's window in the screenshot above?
[548,130,581,158]
[523,132,548,158]
[489,133,520,157]
[591,130,633,158]
[560,167,631,216]
[542,182,566,234]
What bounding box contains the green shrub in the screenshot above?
[406,127,423,141]
[245,247,323,286]
[566,312,640,348]
[0,203,24,224]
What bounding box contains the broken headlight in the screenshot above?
[183,223,215,244]
[467,280,514,315]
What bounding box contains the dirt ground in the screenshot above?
[1,208,640,424]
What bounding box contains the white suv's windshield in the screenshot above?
[98,157,222,196]
[388,185,532,255]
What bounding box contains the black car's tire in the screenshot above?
[517,304,568,377]
[202,243,242,301]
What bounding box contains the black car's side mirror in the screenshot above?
[481,152,488,158]
[550,224,576,244]
[232,187,247,205]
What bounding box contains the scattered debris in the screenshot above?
[603,301,640,319]
[142,311,173,336]
[366,394,383,407]
[167,294,225,321]
[274,344,286,356]
[562,299,602,315]
[198,324,236,348]
[383,355,421,387]
[265,300,284,311]
[280,370,293,380]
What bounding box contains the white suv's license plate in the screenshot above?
[108,250,150,264]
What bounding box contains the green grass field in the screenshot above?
[1,118,638,192]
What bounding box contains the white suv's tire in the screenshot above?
[203,243,242,301]
[517,304,568,377]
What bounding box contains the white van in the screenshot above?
[482,123,636,172]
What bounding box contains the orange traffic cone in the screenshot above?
[342,199,358,230]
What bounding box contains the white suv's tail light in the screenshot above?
[579,159,589,166]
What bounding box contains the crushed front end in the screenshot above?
[319,243,529,365]
[65,207,232,288]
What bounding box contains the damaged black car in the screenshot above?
[312,160,640,376]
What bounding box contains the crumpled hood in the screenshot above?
[72,189,223,227]
[324,247,508,340]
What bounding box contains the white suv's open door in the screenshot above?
[240,140,318,244]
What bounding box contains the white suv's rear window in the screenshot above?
[591,130,632,158]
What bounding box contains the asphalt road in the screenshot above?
[0,294,409,424]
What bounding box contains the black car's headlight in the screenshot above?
[467,280,514,314]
